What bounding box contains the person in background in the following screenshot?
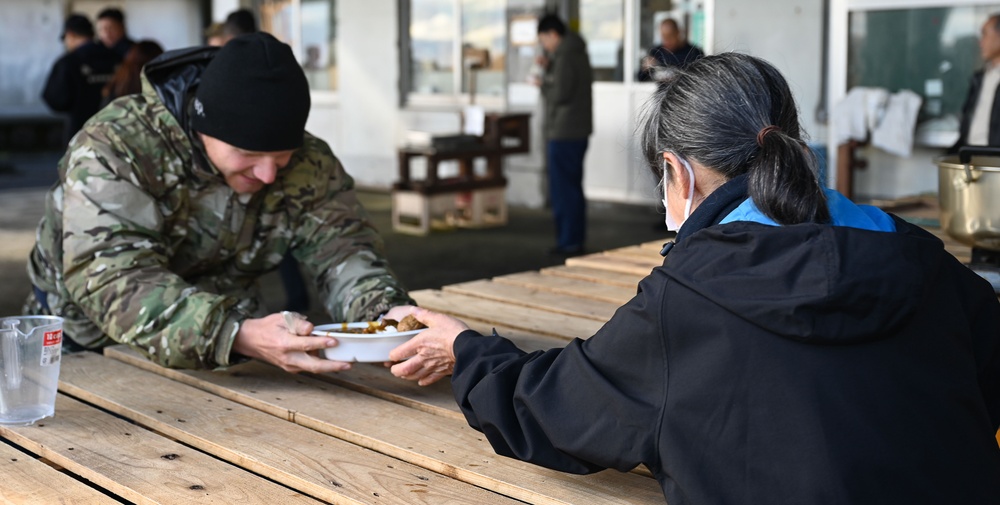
[388,53,1000,503]
[42,14,119,142]
[638,18,704,82]
[205,22,226,47]
[96,7,134,59]
[535,14,593,256]
[101,40,164,105]
[25,33,414,373]
[222,9,258,43]
[953,13,1000,151]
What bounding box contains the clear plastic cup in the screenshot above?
[0,316,63,425]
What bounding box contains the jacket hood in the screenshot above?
[664,175,953,345]
[142,46,219,126]
[666,219,947,344]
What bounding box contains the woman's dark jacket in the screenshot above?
[450,175,1000,504]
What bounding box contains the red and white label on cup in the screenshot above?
[41,329,62,366]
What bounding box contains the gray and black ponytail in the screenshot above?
[640,53,830,225]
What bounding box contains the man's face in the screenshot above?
[200,134,296,194]
[660,23,681,52]
[97,18,124,48]
[981,18,1000,62]
[62,32,88,52]
[538,31,560,53]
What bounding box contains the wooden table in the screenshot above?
[2,221,997,504]
[0,241,667,505]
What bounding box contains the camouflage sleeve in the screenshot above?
[290,138,414,322]
[59,125,247,369]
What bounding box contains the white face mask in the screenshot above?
[662,156,695,231]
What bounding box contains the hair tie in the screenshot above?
[756,125,780,147]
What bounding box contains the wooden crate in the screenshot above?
[392,188,507,235]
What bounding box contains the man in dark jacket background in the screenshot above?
[637,18,704,81]
[535,14,593,256]
[42,14,119,142]
[96,8,134,59]
[954,12,1000,151]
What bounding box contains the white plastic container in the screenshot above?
[313,322,424,363]
[0,316,64,425]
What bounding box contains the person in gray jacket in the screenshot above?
[535,14,593,256]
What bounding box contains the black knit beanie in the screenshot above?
[192,33,310,151]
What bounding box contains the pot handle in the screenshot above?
[958,146,1000,164]
[956,146,1000,183]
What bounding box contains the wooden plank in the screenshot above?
[0,394,323,505]
[444,279,621,322]
[0,438,115,505]
[541,265,645,288]
[411,289,605,341]
[110,345,466,422]
[603,245,662,260]
[493,271,636,305]
[599,251,664,268]
[566,254,657,277]
[58,353,518,505]
[98,352,664,505]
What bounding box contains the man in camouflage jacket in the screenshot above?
[24,33,414,371]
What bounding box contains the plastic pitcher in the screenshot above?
[0,316,63,425]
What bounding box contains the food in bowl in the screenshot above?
[322,315,427,335]
[312,315,427,363]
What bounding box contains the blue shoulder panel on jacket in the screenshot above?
[719,189,896,232]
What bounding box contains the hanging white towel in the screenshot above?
[832,87,889,145]
[871,90,923,157]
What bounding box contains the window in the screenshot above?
[409,0,457,94]
[848,6,995,124]
[253,0,338,91]
[406,0,510,104]
[579,0,624,82]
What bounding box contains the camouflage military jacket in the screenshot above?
[25,56,412,370]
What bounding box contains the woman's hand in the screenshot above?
[232,312,353,373]
[388,308,470,386]
[383,305,418,322]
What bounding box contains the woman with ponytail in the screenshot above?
[389,53,1000,503]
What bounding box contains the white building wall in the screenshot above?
[713,0,826,142]
[212,0,240,24]
[0,0,64,116]
[328,0,402,188]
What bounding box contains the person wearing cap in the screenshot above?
[96,7,134,59]
[23,33,415,372]
[42,13,119,141]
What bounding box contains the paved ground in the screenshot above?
[0,154,669,321]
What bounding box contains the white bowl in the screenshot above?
[313,322,424,362]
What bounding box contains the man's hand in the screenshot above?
[232,312,353,373]
[535,54,549,69]
[388,308,469,386]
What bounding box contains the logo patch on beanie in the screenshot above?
[194,98,205,117]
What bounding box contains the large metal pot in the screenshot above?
[937,147,1000,251]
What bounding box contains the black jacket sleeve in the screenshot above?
[962,265,1000,430]
[42,54,74,112]
[450,267,670,474]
